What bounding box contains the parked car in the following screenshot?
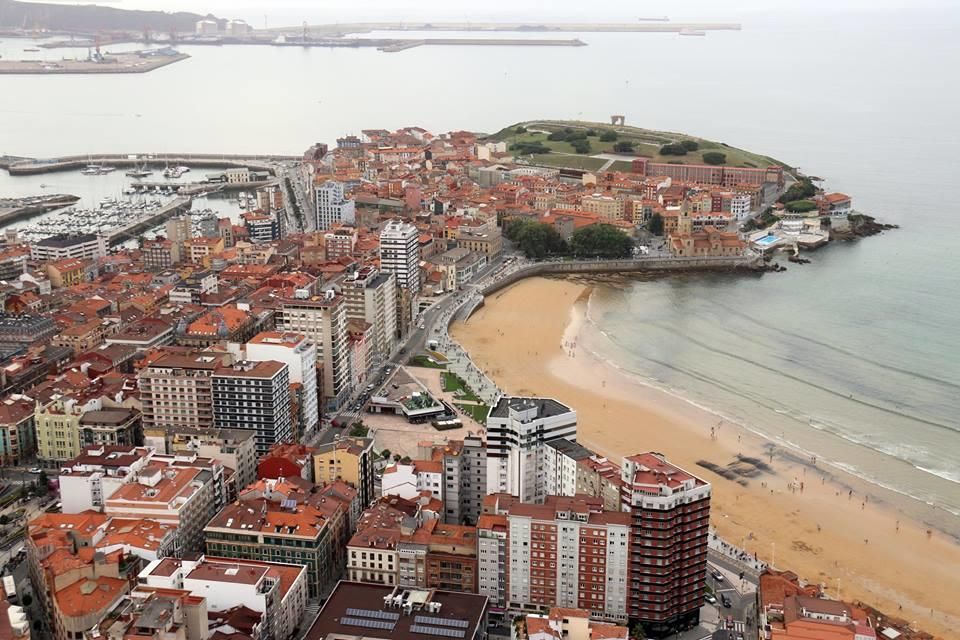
[712,570,725,582]
[27,468,42,474]
[704,593,718,605]
[721,594,733,608]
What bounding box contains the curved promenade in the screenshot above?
[429,253,761,406]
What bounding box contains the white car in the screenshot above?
[28,468,43,474]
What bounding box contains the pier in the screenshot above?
[0,194,80,227]
[130,179,276,196]
[377,37,586,52]
[107,197,191,246]
[0,52,189,75]
[0,153,299,176]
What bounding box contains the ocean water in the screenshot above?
[1,4,958,531]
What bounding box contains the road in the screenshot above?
[309,252,513,446]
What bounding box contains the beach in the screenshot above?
[451,276,960,638]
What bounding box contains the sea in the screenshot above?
[0,2,958,534]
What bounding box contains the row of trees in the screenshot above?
[504,219,635,259]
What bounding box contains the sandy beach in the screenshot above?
[451,276,960,638]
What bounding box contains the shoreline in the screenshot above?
[451,276,960,638]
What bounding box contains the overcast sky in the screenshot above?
[22,0,958,24]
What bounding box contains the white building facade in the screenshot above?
[315,181,356,230]
[485,397,577,504]
[246,332,320,436]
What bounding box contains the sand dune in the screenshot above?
[451,276,959,638]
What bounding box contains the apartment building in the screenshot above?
[575,455,623,513]
[34,394,98,467]
[280,292,351,410]
[247,331,320,436]
[620,453,712,635]
[341,266,398,361]
[313,436,375,508]
[0,395,36,465]
[77,408,141,449]
[486,396,578,504]
[140,556,308,640]
[315,181,356,230]
[103,460,221,555]
[58,445,152,513]
[379,220,420,329]
[415,436,487,525]
[476,512,508,609]
[203,478,356,598]
[30,233,107,262]
[581,194,626,222]
[543,438,593,499]
[142,426,257,497]
[138,351,232,432]
[26,512,177,640]
[212,360,293,457]
[479,494,631,622]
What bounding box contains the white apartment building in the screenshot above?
[380,460,443,502]
[342,266,398,360]
[379,220,420,294]
[103,458,222,555]
[246,331,320,436]
[379,220,420,329]
[315,181,356,230]
[543,438,594,498]
[58,445,154,513]
[139,555,308,640]
[486,397,577,503]
[731,193,753,221]
[280,291,351,410]
[30,233,107,262]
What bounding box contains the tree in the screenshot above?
[510,141,550,155]
[599,130,618,142]
[660,143,688,156]
[703,151,727,165]
[571,139,591,154]
[629,622,647,640]
[778,177,817,203]
[681,139,700,151]
[585,128,597,136]
[349,421,369,437]
[400,456,412,465]
[514,126,526,134]
[21,594,32,607]
[613,141,635,153]
[571,224,635,258]
[648,213,664,236]
[380,449,391,460]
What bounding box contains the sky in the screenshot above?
[19,0,959,26]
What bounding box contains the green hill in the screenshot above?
[488,119,791,173]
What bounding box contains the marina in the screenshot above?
[0,164,260,246]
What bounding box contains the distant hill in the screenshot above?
[0,0,224,33]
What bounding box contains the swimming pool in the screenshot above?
[755,235,779,246]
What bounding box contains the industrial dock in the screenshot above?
[0,51,189,75]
